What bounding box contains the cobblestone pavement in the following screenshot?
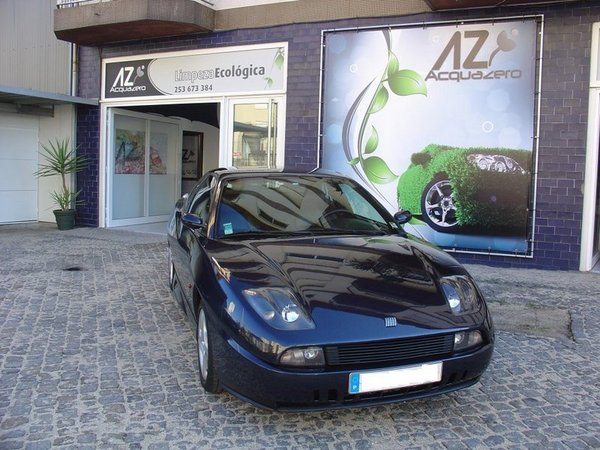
[1,223,600,449]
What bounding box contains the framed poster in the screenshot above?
[149,132,168,175]
[321,18,540,257]
[115,129,145,174]
[182,132,203,180]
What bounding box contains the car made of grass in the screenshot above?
[397,144,532,234]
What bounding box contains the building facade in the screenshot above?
[0,0,97,225]
[52,0,600,271]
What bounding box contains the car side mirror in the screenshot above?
[181,213,204,230]
[394,210,412,225]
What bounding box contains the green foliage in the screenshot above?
[388,70,428,96]
[397,144,531,230]
[362,156,399,184]
[348,29,428,186]
[35,138,88,211]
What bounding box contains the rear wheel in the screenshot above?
[197,305,222,394]
[421,178,459,232]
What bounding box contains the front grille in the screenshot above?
[324,334,454,367]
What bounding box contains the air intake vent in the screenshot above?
[324,334,454,367]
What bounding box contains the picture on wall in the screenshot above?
[321,18,539,256]
[182,132,203,180]
[115,129,146,174]
[150,132,168,175]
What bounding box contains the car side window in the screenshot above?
[339,183,388,225]
[189,188,212,224]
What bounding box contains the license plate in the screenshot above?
[348,362,443,394]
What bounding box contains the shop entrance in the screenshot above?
[100,42,288,228]
[108,110,180,227]
[102,97,285,228]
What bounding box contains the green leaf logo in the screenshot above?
[387,53,399,78]
[363,156,398,184]
[343,30,427,189]
[274,52,284,70]
[388,69,427,96]
[369,86,389,113]
[364,126,379,154]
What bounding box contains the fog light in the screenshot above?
[454,330,483,352]
[280,347,325,367]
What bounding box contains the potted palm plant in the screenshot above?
[35,138,88,230]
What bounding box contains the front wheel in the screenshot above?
[197,306,222,394]
[421,178,459,232]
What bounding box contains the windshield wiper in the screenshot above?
[314,228,388,236]
[219,230,317,239]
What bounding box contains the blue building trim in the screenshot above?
[76,105,100,227]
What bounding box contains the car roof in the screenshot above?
[209,168,349,183]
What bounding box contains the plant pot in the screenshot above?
[53,209,76,230]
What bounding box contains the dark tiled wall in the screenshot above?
[76,106,100,227]
[76,2,600,269]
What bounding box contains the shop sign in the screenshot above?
[103,45,286,100]
[321,19,539,256]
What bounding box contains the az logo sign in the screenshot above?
[110,65,146,93]
[426,29,521,82]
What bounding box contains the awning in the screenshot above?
[0,84,98,117]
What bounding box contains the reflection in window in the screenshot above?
[232,103,277,168]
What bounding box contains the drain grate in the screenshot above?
[63,266,85,272]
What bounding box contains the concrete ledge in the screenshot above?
[54,0,215,45]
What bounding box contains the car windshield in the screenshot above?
[214,175,396,238]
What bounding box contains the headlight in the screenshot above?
[280,347,325,367]
[242,287,315,330]
[454,330,483,352]
[439,275,481,315]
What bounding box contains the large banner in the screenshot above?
[321,19,539,255]
[103,44,287,100]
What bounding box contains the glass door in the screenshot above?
[108,110,180,227]
[594,152,600,258]
[228,98,284,169]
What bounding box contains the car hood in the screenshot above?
[208,234,473,339]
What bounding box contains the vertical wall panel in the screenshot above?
[0,0,71,94]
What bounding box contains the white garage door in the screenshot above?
[0,113,38,223]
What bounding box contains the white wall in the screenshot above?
[0,0,72,94]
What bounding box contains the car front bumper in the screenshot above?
[211,326,494,411]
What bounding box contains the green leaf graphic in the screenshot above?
[388,69,427,96]
[348,157,360,166]
[387,53,399,78]
[364,126,379,154]
[363,156,398,185]
[274,52,284,70]
[369,86,389,113]
[265,77,273,87]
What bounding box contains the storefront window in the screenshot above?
[232,102,278,168]
[110,112,179,225]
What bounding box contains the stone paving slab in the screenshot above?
[1,223,599,449]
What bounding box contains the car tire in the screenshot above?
[197,305,222,394]
[421,178,459,232]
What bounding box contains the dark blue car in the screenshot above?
[167,169,494,410]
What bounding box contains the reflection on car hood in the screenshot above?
[208,234,469,333]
